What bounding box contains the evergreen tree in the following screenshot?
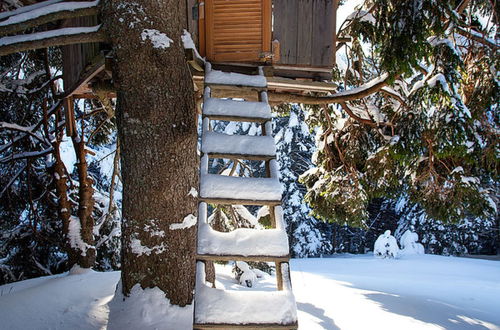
[274,106,332,257]
[301,0,498,229]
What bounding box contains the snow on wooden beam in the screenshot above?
[0,1,100,36]
[0,25,106,56]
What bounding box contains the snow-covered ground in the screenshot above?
[0,254,499,330]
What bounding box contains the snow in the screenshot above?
[198,218,289,257]
[202,131,276,157]
[0,0,63,21]
[188,187,198,198]
[0,1,99,27]
[200,174,282,201]
[410,73,451,95]
[1,255,499,329]
[374,230,400,258]
[181,29,204,62]
[140,29,172,49]
[68,216,93,256]
[108,282,193,330]
[0,25,101,47]
[203,95,271,120]
[129,237,166,256]
[169,214,197,230]
[195,261,297,325]
[399,230,425,255]
[205,68,267,88]
[292,255,500,330]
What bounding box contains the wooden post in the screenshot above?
[63,96,75,137]
[276,261,284,290]
[198,0,206,57]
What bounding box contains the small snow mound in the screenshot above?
[374,230,399,258]
[108,281,193,330]
[233,261,258,288]
[68,265,92,275]
[400,230,425,255]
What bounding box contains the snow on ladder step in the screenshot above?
[194,262,298,329]
[200,174,282,205]
[205,65,267,89]
[203,96,272,122]
[197,203,289,260]
[202,131,276,160]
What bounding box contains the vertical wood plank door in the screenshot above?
[274,0,336,67]
[205,0,271,62]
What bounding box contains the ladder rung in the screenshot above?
[197,221,289,258]
[205,69,267,89]
[202,131,276,160]
[203,97,271,122]
[200,175,282,204]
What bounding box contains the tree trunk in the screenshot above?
[104,0,198,305]
[71,134,96,268]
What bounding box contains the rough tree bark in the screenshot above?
[71,133,96,268]
[104,0,198,305]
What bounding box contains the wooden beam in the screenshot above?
[63,96,75,137]
[62,56,105,98]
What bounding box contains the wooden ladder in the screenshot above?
[193,63,298,330]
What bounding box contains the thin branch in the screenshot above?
[456,27,499,50]
[0,162,26,198]
[0,122,51,147]
[0,148,53,163]
[0,100,62,153]
[0,25,107,56]
[0,1,100,36]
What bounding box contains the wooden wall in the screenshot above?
[273,0,336,67]
[62,16,100,93]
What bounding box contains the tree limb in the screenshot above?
[456,27,499,50]
[265,73,391,105]
[0,25,107,56]
[0,1,100,36]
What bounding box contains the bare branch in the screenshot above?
[0,25,107,56]
[0,1,100,36]
[0,163,26,198]
[265,73,391,105]
[0,122,51,147]
[0,100,62,154]
[456,27,499,50]
[0,148,53,163]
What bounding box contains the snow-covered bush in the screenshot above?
[399,230,425,255]
[374,230,399,258]
[233,261,258,287]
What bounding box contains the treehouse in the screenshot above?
[61,0,339,100]
[188,0,338,80]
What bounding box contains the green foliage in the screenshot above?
[302,0,499,227]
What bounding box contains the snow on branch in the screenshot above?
[456,27,499,50]
[0,1,100,36]
[0,99,62,154]
[0,25,107,56]
[0,121,50,146]
[0,148,54,163]
[268,73,391,105]
[0,0,64,21]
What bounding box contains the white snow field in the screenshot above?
[0,254,499,330]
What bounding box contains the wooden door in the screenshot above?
[274,0,336,67]
[205,0,271,62]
